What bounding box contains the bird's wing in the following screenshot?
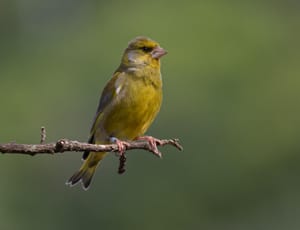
[91,71,126,132]
[82,71,126,160]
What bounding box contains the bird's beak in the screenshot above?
[151,46,167,59]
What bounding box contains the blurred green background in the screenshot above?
[1,0,300,229]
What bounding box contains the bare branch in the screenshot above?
[0,127,183,173]
[0,138,183,156]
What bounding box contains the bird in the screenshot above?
[66,36,167,190]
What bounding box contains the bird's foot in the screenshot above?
[136,136,163,158]
[110,137,130,156]
[110,137,130,174]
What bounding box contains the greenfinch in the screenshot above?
[66,36,167,190]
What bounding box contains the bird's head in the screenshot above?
[120,36,167,69]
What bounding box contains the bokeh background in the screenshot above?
[1,1,300,229]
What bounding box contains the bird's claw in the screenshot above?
[110,137,130,156]
[136,136,163,158]
[110,137,130,174]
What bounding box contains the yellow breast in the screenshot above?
[96,71,162,141]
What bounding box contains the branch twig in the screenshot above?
[40,126,46,144]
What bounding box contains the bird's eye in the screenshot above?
[140,46,152,52]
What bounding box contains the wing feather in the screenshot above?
[82,71,126,159]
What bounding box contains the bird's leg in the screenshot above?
[110,137,130,156]
[110,137,130,174]
[135,136,163,158]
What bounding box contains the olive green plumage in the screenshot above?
[66,36,167,190]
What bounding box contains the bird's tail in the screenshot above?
[66,152,107,190]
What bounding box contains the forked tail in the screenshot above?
[66,152,107,190]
